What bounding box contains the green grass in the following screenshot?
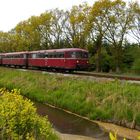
[0,67,140,128]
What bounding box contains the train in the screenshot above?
[0,48,89,72]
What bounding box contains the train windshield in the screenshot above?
[70,51,88,58]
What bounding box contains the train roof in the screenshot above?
[28,48,88,54]
[0,48,88,55]
[1,51,28,56]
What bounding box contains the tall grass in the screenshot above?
[0,67,140,129]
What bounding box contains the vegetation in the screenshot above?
[0,68,139,130]
[0,88,59,140]
[109,132,140,140]
[0,0,140,73]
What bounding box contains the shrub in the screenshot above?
[132,58,140,74]
[0,88,59,140]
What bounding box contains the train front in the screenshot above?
[65,49,89,71]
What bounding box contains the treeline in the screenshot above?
[0,0,140,73]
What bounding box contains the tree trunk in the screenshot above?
[115,46,122,73]
[95,35,102,72]
[96,45,101,72]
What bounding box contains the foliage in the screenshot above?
[109,132,117,140]
[109,132,140,140]
[0,88,59,140]
[132,58,140,74]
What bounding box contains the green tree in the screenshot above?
[87,0,112,72]
[130,2,140,46]
[36,11,53,49]
[65,3,90,48]
[104,0,135,72]
[0,31,19,52]
[49,9,67,49]
[15,15,44,51]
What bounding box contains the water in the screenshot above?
[35,103,109,140]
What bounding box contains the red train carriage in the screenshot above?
[28,50,46,68]
[2,52,28,67]
[28,48,89,71]
[0,48,89,71]
[0,54,3,65]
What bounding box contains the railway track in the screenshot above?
[2,66,140,82]
[74,71,140,81]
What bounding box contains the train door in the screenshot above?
[59,52,65,68]
[0,55,2,65]
[45,53,48,67]
[24,53,28,68]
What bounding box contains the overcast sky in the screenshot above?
[0,0,137,32]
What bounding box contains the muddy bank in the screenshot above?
[95,121,140,140]
[57,132,96,140]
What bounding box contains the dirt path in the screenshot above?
[57,123,140,140]
[57,132,96,140]
[95,121,140,140]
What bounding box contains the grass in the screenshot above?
[0,67,140,128]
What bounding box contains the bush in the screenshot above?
[0,88,59,140]
[132,58,140,74]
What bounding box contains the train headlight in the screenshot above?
[76,60,79,63]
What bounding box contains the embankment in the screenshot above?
[0,67,139,131]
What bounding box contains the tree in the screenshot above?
[37,11,53,49]
[15,15,45,51]
[129,2,140,46]
[0,31,19,52]
[49,9,67,48]
[103,0,135,72]
[87,0,112,72]
[64,3,90,48]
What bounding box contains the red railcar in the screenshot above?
[0,54,3,65]
[28,48,89,71]
[1,48,89,71]
[2,52,28,67]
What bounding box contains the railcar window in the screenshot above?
[48,54,53,58]
[28,54,32,58]
[23,54,26,58]
[32,54,37,58]
[45,52,64,58]
[59,53,64,58]
[11,54,24,58]
[14,55,17,58]
[68,51,88,58]
[83,52,88,58]
[76,52,82,58]
[53,54,55,58]
[8,56,12,58]
[71,52,76,58]
[45,53,48,58]
[55,52,64,58]
[37,53,45,58]
[20,54,24,58]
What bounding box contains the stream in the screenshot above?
[35,103,110,140]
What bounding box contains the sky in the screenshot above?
[0,0,138,32]
[0,0,94,32]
